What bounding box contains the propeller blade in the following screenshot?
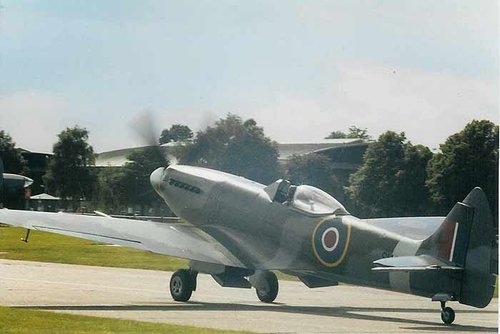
[131,111,159,147]
[130,111,169,164]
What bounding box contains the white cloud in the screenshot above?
[250,61,498,149]
[0,92,70,152]
[1,63,497,154]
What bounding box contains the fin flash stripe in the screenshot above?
[438,219,457,261]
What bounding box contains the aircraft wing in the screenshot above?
[0,209,245,268]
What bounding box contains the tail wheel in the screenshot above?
[256,271,279,303]
[441,306,455,325]
[170,269,196,302]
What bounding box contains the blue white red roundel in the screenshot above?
[312,218,351,267]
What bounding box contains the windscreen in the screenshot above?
[291,185,348,215]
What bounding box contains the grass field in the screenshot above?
[0,226,188,271]
[0,306,253,334]
[0,226,296,280]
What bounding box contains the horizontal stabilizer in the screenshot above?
[372,255,463,272]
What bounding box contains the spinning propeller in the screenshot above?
[130,111,170,167]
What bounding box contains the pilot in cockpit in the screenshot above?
[265,178,348,215]
[273,179,291,203]
[285,185,297,205]
[272,179,298,205]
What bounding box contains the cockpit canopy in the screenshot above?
[264,180,349,216]
[291,185,348,215]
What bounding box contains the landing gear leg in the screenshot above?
[440,301,455,325]
[170,269,197,302]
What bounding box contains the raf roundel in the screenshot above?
[312,218,351,267]
[321,227,339,251]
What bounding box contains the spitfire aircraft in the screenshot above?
[0,161,496,325]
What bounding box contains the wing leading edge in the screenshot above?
[0,209,244,268]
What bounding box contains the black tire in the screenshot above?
[170,269,194,302]
[441,307,455,325]
[256,271,279,303]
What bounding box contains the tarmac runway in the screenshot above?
[0,259,497,333]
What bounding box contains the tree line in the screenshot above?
[0,116,497,221]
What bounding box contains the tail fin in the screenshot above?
[459,188,497,308]
[422,187,496,308]
[427,198,474,267]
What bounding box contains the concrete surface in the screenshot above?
[0,259,497,333]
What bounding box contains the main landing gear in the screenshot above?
[255,271,279,303]
[169,268,279,304]
[170,269,197,302]
[440,302,455,325]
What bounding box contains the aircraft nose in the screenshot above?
[150,167,165,192]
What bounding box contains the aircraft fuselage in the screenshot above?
[151,165,459,299]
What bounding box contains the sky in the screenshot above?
[0,0,498,153]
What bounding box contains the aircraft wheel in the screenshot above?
[256,271,278,303]
[441,306,455,325]
[170,269,195,302]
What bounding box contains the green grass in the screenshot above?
[275,271,298,281]
[0,306,253,334]
[0,226,188,271]
[0,226,297,280]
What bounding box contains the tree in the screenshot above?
[427,120,498,219]
[346,126,370,140]
[159,124,193,144]
[326,126,370,140]
[96,167,127,213]
[43,126,96,209]
[325,130,347,139]
[0,131,27,174]
[178,114,279,184]
[95,147,169,215]
[345,131,432,217]
[122,147,169,214]
[286,154,344,199]
[399,144,433,211]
